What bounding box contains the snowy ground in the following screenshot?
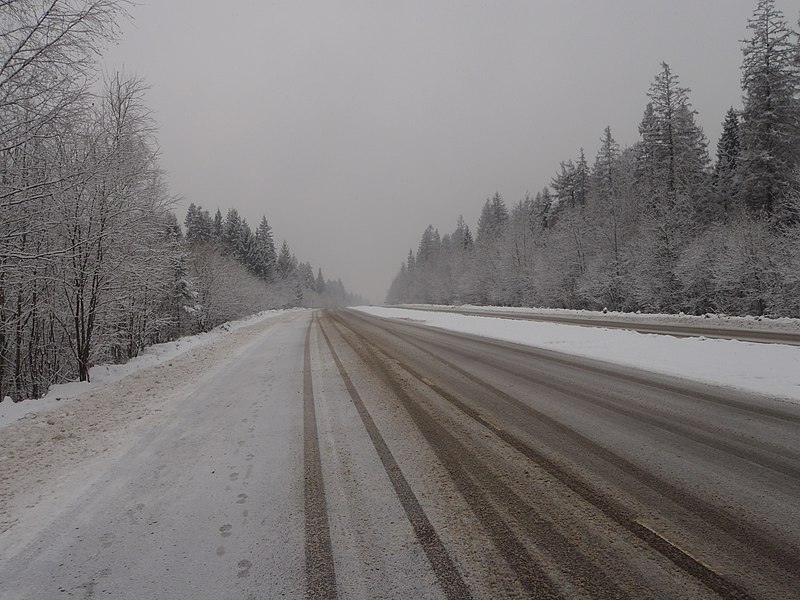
[0,309,299,430]
[355,306,800,403]
[397,303,800,335]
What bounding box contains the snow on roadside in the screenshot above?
[355,306,800,403]
[397,304,800,335]
[0,309,297,430]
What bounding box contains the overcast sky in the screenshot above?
[103,1,797,302]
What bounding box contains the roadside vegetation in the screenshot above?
[0,1,360,401]
[388,0,800,318]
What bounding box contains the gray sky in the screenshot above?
[103,0,797,302]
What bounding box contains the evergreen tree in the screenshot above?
[298,261,315,289]
[277,240,295,279]
[417,225,440,265]
[575,149,590,207]
[593,127,621,204]
[714,108,741,216]
[552,150,590,210]
[222,208,243,257]
[184,204,214,243]
[476,192,509,243]
[316,268,326,293]
[639,62,709,213]
[213,209,223,240]
[552,160,576,208]
[738,0,800,223]
[716,108,741,175]
[239,220,257,271]
[184,203,198,240]
[254,216,277,280]
[533,188,553,230]
[453,215,474,251]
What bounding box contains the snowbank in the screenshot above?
[397,304,800,335]
[355,306,800,403]
[0,309,296,429]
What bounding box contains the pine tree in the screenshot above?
[417,225,440,265]
[533,188,553,230]
[639,62,709,213]
[184,204,214,243]
[593,127,621,204]
[254,216,277,280]
[716,108,741,175]
[738,0,800,223]
[552,160,576,208]
[277,240,295,279]
[552,150,590,210]
[184,203,198,240]
[453,215,474,251]
[298,262,315,289]
[476,192,509,243]
[213,209,223,240]
[222,208,243,256]
[714,108,741,216]
[316,268,326,294]
[575,149,590,207]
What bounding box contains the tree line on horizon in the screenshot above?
[387,0,800,318]
[0,1,360,402]
[183,202,364,327]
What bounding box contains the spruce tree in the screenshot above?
[222,208,243,256]
[277,240,295,279]
[640,62,709,212]
[255,217,277,280]
[738,0,799,223]
[316,268,326,294]
[714,108,741,216]
[476,192,509,243]
[213,209,223,240]
[575,149,590,207]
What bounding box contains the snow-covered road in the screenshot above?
[0,311,448,599]
[1,311,309,598]
[1,308,798,599]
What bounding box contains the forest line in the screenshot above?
[0,1,360,402]
[388,0,800,318]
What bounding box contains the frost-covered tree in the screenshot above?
[277,240,296,279]
[552,150,589,210]
[384,2,800,319]
[213,208,223,240]
[476,192,509,243]
[738,0,800,223]
[316,268,326,294]
[185,204,214,243]
[714,108,742,217]
[633,63,710,310]
[254,216,277,280]
[222,208,244,258]
[638,63,709,213]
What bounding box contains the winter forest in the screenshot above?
[0,1,361,402]
[387,0,800,317]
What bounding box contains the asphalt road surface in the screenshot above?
[1,309,798,599]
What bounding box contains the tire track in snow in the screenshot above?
[338,309,770,600]
[303,313,338,599]
[326,312,573,599]
[317,316,472,600]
